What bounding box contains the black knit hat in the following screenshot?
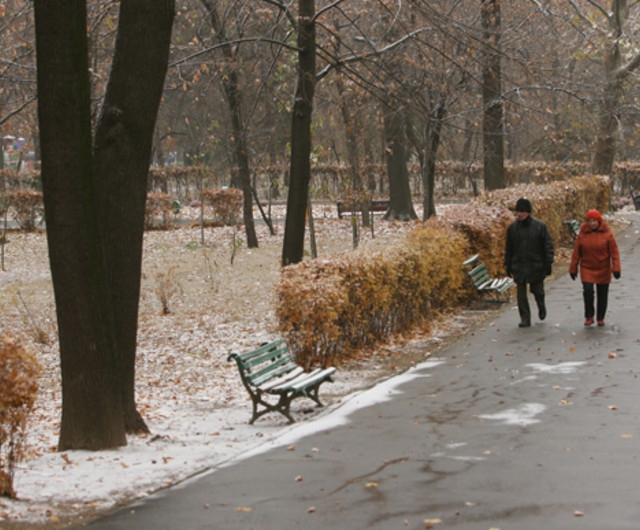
[515,197,532,213]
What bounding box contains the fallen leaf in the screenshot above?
[365,482,379,488]
[574,510,584,517]
[621,434,633,438]
[235,507,252,512]
[295,475,303,482]
[286,445,296,451]
[608,405,618,410]
[307,506,316,513]
[608,352,616,359]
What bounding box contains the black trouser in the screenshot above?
[582,282,609,321]
[517,281,545,324]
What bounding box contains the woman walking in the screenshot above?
[569,210,621,326]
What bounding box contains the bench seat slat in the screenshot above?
[272,367,336,393]
[258,366,305,391]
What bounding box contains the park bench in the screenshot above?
[564,219,580,241]
[227,339,336,424]
[336,199,389,219]
[463,254,514,302]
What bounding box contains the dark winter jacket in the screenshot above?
[504,215,554,284]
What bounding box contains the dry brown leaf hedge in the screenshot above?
[0,334,40,498]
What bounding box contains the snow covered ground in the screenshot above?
[0,203,444,527]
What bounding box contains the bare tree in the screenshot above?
[282,0,316,266]
[481,0,505,190]
[34,0,175,450]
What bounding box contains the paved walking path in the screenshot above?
[86,217,640,530]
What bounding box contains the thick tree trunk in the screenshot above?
[34,0,126,450]
[383,105,417,221]
[481,0,505,191]
[592,2,626,175]
[92,0,175,434]
[282,0,316,266]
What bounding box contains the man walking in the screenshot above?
[504,197,555,327]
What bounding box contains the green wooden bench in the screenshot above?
[463,254,514,302]
[227,339,336,424]
[564,219,580,241]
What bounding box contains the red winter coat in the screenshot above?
[569,222,620,284]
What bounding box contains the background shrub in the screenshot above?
[145,192,177,230]
[0,334,40,498]
[7,190,43,232]
[201,188,243,226]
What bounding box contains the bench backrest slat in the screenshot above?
[240,345,289,370]
[233,339,285,363]
[248,358,298,387]
[468,264,490,287]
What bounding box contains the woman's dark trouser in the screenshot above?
[582,282,609,320]
[517,282,545,324]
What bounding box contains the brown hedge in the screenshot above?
[0,335,40,498]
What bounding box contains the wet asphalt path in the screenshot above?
[85,220,640,530]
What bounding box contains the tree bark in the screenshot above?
[382,105,417,221]
[282,0,316,266]
[34,0,175,448]
[34,0,126,450]
[592,0,626,175]
[92,0,175,434]
[481,0,505,191]
[423,103,446,220]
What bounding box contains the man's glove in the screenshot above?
[545,264,552,276]
[570,273,577,281]
[613,271,621,280]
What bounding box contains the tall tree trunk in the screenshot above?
[34,0,126,450]
[592,0,627,175]
[204,0,258,248]
[423,104,446,220]
[282,0,316,266]
[35,0,175,449]
[481,0,505,191]
[382,105,417,221]
[92,0,175,434]
[335,75,369,226]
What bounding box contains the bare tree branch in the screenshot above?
[316,27,428,80]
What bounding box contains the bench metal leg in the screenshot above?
[249,392,295,425]
[303,384,325,408]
